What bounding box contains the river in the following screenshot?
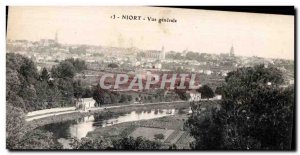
[39,107,191,148]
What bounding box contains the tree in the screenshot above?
[169,144,177,150]
[6,104,62,150]
[175,90,190,101]
[174,83,190,101]
[45,84,62,108]
[127,95,133,102]
[40,67,49,81]
[51,58,87,79]
[6,104,27,149]
[216,86,294,150]
[70,136,162,150]
[154,134,165,141]
[64,58,87,72]
[222,64,284,102]
[119,94,127,103]
[19,57,39,84]
[73,80,84,99]
[56,78,74,106]
[51,61,75,78]
[82,87,93,98]
[93,84,114,106]
[71,58,87,72]
[186,65,294,150]
[186,51,199,60]
[112,136,162,150]
[6,53,39,111]
[186,105,224,150]
[197,85,214,99]
[214,86,223,95]
[147,96,153,102]
[156,89,165,101]
[35,81,51,109]
[14,129,63,149]
[71,137,113,150]
[108,63,119,68]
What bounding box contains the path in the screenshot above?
[25,100,187,122]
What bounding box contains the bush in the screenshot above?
[154,134,165,140]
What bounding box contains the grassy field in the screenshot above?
[87,113,194,149]
[129,127,174,141]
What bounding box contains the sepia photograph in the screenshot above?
[5,6,295,150]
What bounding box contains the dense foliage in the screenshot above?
[6,54,87,149]
[6,104,62,149]
[186,65,294,150]
[197,85,215,99]
[6,54,87,111]
[71,136,162,150]
[71,137,113,149]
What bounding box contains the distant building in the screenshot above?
[40,39,56,46]
[153,63,162,69]
[229,45,235,57]
[181,48,188,57]
[76,98,96,111]
[188,90,201,102]
[221,70,229,77]
[55,31,58,43]
[144,46,165,61]
[213,95,222,100]
[204,70,213,75]
[160,46,165,60]
[145,50,161,60]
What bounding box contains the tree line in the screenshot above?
[6,53,87,149]
[6,53,87,112]
[185,65,294,150]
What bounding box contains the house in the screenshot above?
[204,70,213,75]
[212,95,222,100]
[76,98,96,111]
[188,90,201,102]
[154,63,162,69]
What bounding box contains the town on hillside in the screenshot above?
[6,6,295,151]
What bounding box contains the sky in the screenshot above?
[7,6,294,59]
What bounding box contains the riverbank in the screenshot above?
[86,113,194,149]
[27,101,190,129]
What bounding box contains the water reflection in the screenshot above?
[69,109,178,139]
[40,107,189,148]
[69,115,95,139]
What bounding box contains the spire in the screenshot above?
[160,46,165,60]
[230,44,234,57]
[55,30,58,43]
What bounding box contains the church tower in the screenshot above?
[160,46,165,60]
[55,31,58,43]
[229,44,235,57]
